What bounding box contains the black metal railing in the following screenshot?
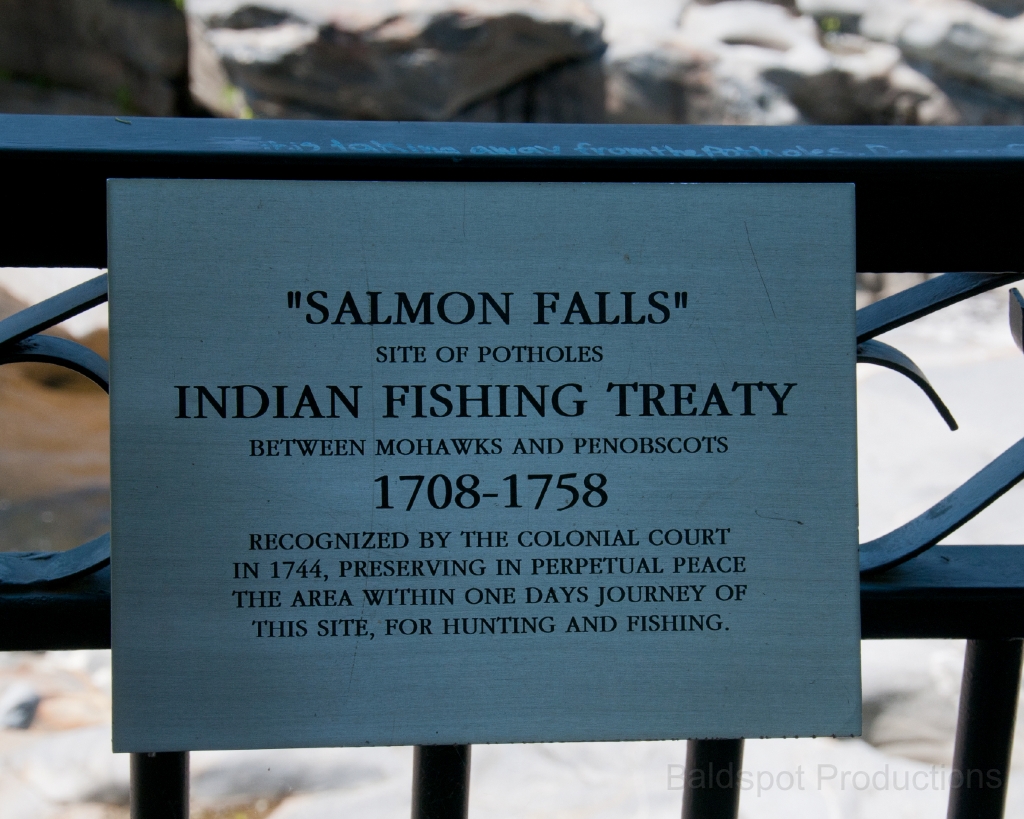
[3,115,1024,819]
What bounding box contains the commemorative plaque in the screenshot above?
[109,180,860,752]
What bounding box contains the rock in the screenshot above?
[766,32,960,123]
[605,37,727,124]
[860,0,1024,111]
[3,726,129,805]
[454,57,606,122]
[921,70,1024,123]
[973,0,1024,17]
[267,777,410,819]
[190,746,409,811]
[265,736,1017,819]
[0,683,40,730]
[604,1,806,124]
[605,0,956,124]
[861,640,964,765]
[683,0,821,48]
[701,0,798,9]
[796,0,869,34]
[187,0,606,120]
[0,79,123,116]
[0,0,189,116]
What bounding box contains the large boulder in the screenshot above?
[800,0,1024,122]
[861,0,1024,122]
[605,0,957,124]
[0,0,189,116]
[188,0,606,120]
[974,0,1024,16]
[765,31,960,123]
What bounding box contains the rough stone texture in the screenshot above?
[767,32,960,123]
[5,0,1024,125]
[698,0,798,10]
[0,80,123,115]
[860,0,1024,122]
[454,57,606,122]
[188,0,606,120]
[973,0,1024,16]
[796,0,1024,122]
[0,0,189,116]
[604,0,957,124]
[0,684,40,730]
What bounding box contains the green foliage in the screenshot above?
[116,85,139,114]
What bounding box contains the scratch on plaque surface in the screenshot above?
[744,221,777,320]
[755,510,804,525]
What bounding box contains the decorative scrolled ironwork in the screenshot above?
[0,271,1021,583]
[856,272,1024,342]
[0,274,109,585]
[859,436,1024,574]
[854,272,1024,430]
[858,275,1024,574]
[0,274,108,346]
[0,335,108,391]
[856,338,957,431]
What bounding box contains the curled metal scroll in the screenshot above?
[0,271,1018,581]
[0,334,108,390]
[860,436,1024,574]
[854,272,1023,429]
[857,339,957,431]
[0,274,110,586]
[860,284,1024,575]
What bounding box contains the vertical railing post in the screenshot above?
[130,751,189,819]
[681,738,744,819]
[947,639,1023,819]
[412,745,471,819]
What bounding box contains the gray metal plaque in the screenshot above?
[108,180,860,752]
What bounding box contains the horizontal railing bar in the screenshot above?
[0,566,111,650]
[862,547,1024,639]
[3,547,1023,651]
[5,117,1024,160]
[2,116,1024,272]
